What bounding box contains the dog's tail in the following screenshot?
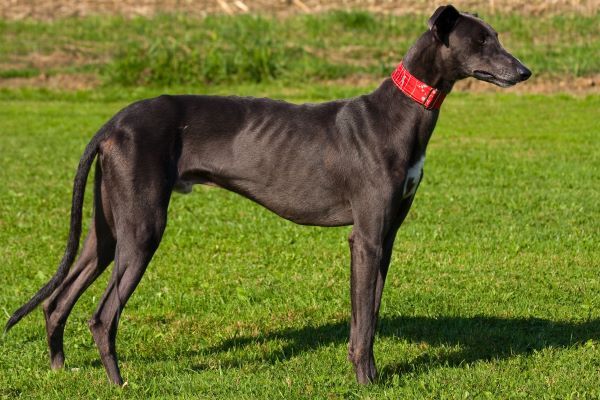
[4,126,108,334]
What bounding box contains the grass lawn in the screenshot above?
[0,85,598,398]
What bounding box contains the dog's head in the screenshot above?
[429,5,531,87]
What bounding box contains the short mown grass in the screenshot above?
[0,85,598,398]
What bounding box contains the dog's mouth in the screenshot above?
[473,70,518,88]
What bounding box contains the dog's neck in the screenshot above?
[401,31,457,94]
[366,32,460,159]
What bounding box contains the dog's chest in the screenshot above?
[401,155,425,199]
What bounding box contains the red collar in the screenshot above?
[391,63,446,110]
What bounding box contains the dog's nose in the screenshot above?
[517,65,532,81]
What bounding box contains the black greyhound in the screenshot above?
[5,5,531,385]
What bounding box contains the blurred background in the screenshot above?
[1,0,598,95]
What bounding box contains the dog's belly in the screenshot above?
[174,175,353,227]
[247,190,353,226]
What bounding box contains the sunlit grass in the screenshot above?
[0,85,598,398]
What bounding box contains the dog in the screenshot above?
[5,5,531,385]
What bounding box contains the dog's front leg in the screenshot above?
[347,202,397,384]
[374,195,416,318]
[348,227,383,384]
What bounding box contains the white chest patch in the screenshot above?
[402,155,425,199]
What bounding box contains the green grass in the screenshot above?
[1,11,598,87]
[0,85,598,398]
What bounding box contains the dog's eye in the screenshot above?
[477,37,487,45]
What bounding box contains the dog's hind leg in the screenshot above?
[87,150,173,385]
[42,163,116,370]
[88,205,168,384]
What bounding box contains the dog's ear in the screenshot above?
[428,5,460,47]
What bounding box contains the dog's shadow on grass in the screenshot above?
[192,315,599,381]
